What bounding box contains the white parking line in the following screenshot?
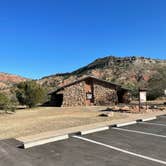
[73,135,166,165]
[112,127,166,138]
[140,122,166,127]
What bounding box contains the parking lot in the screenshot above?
[0,115,166,166]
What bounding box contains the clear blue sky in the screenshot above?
[0,0,166,79]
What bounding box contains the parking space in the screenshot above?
[1,137,164,166]
[0,115,166,166]
[83,127,166,163]
[27,137,165,166]
[142,115,166,125]
[120,116,166,136]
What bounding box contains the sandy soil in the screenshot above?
[0,106,126,139]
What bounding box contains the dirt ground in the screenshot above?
[0,106,126,139]
[1,102,165,140]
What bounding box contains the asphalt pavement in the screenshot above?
[0,115,166,166]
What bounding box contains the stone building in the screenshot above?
[50,76,130,107]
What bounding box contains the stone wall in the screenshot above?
[57,81,85,107]
[93,81,118,106]
[55,79,119,107]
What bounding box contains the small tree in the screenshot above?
[0,93,10,112]
[124,83,138,99]
[147,66,166,100]
[16,81,47,108]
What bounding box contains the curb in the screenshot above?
[116,121,137,127]
[23,134,69,149]
[141,117,157,122]
[20,116,158,149]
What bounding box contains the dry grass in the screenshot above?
[0,106,126,139]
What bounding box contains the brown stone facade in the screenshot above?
[93,81,118,106]
[56,82,85,107]
[51,76,123,107]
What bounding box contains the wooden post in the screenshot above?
[139,91,141,112]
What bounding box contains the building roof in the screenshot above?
[49,76,130,95]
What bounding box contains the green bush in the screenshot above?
[0,93,9,111]
[147,66,166,100]
[124,83,138,98]
[0,93,16,112]
[16,81,47,108]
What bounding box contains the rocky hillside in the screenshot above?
[0,73,27,93]
[39,56,166,94]
[1,56,165,99]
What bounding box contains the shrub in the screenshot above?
[0,93,16,112]
[124,83,138,98]
[16,81,47,108]
[147,67,166,100]
[0,93,10,111]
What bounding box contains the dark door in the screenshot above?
[117,89,124,103]
[51,94,63,107]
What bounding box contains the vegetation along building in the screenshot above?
[50,76,131,107]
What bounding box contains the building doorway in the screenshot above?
[51,94,63,107]
[117,89,125,103]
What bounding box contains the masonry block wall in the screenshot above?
[93,80,118,106]
[56,79,118,107]
[57,81,86,107]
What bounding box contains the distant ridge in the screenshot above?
[0,55,165,98]
[38,55,166,93]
